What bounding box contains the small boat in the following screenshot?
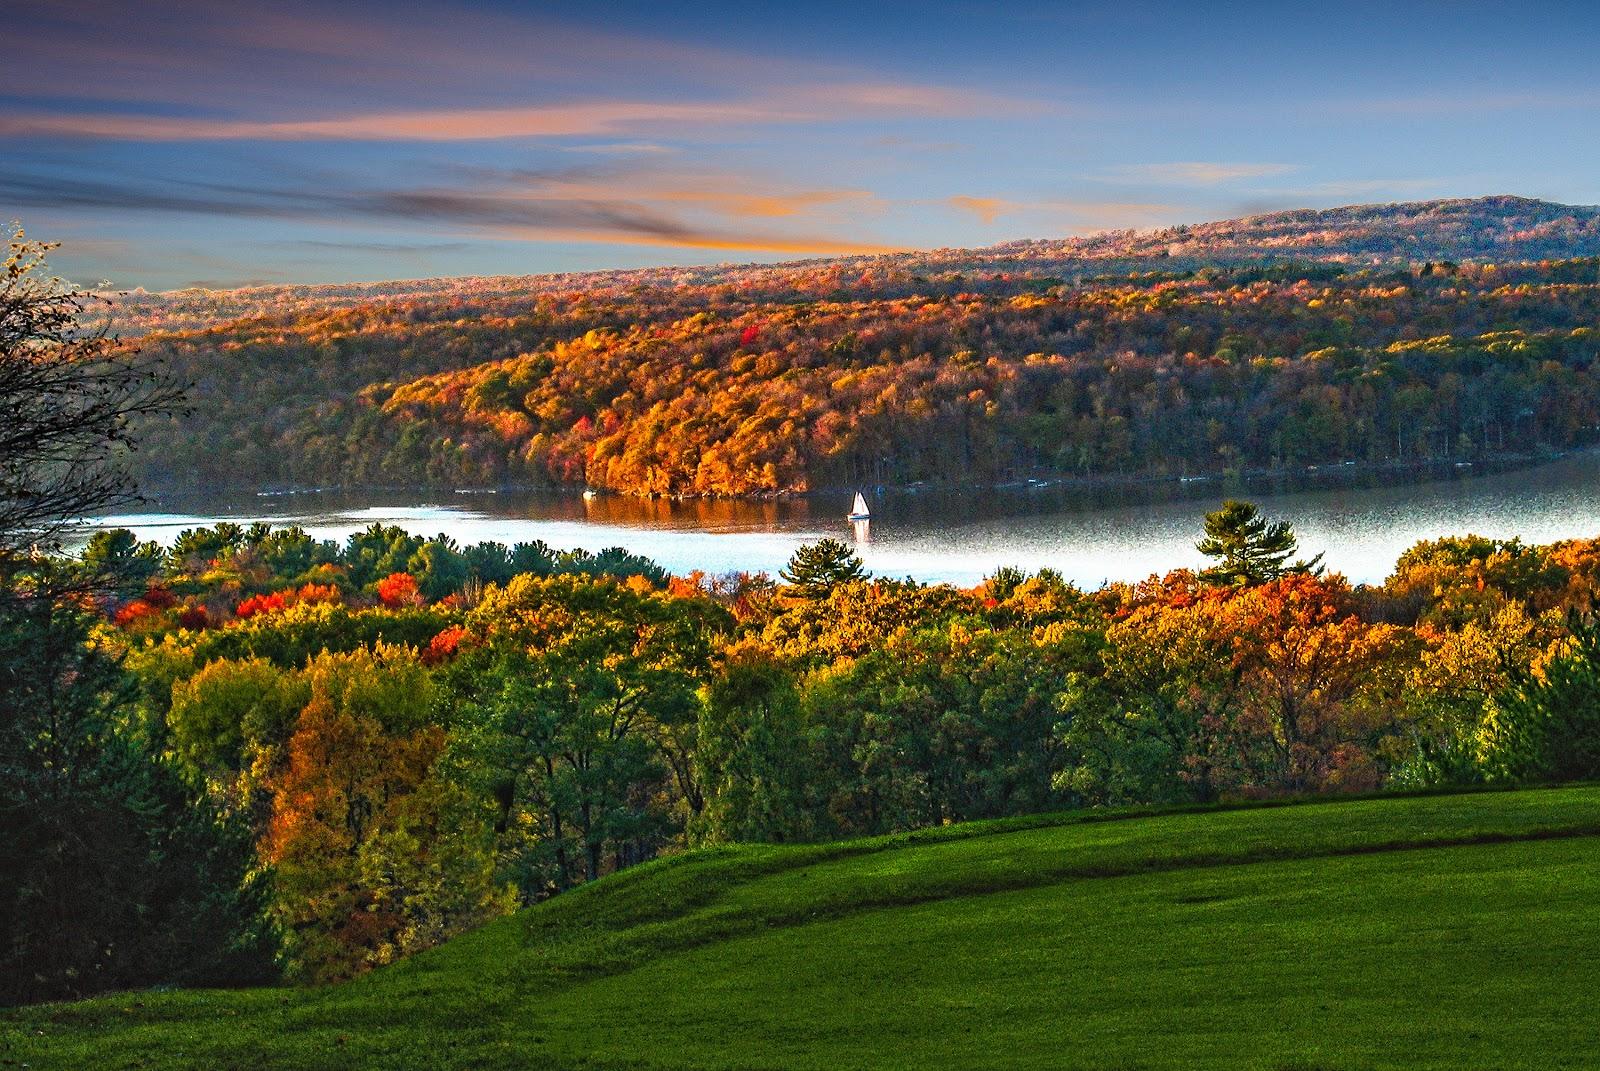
[582,488,598,501]
[847,491,871,521]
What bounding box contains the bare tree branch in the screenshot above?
[0,226,187,594]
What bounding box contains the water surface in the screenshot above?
[87,454,1600,588]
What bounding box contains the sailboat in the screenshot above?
[847,491,871,521]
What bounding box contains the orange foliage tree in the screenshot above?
[258,648,510,982]
[376,571,422,608]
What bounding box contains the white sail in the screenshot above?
[850,492,870,518]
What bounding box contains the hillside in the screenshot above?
[9,787,1600,1070]
[87,196,1600,498]
[1003,194,1600,265]
[107,196,1600,337]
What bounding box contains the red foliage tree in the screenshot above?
[376,572,422,608]
[421,624,468,665]
[176,605,211,630]
[235,592,287,619]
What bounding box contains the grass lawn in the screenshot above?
[6,786,1599,1070]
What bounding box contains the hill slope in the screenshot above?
[119,198,1600,497]
[10,787,1600,1070]
[110,196,1600,336]
[1003,193,1600,265]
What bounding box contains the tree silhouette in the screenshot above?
[1,229,183,590]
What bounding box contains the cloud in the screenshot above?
[5,2,1034,149]
[946,196,1020,225]
[0,168,898,255]
[3,0,860,114]
[559,143,678,156]
[654,188,883,220]
[1111,162,1300,186]
[0,103,786,142]
[382,163,889,224]
[271,239,475,256]
[945,196,1180,232]
[0,82,1026,143]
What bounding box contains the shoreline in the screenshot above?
[136,447,1580,510]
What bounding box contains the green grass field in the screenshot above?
[7,787,1600,1070]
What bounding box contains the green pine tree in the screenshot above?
[1196,500,1322,586]
[780,539,867,598]
[1484,609,1600,783]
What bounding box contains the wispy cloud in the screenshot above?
[945,196,1179,232]
[1,82,1028,143]
[559,142,678,156]
[272,239,475,256]
[3,0,853,113]
[0,167,899,255]
[4,1,1034,148]
[946,196,1019,224]
[1233,177,1451,210]
[655,188,883,220]
[1110,162,1299,186]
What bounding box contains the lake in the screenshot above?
[85,453,1600,589]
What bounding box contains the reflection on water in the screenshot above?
[84,452,1600,588]
[577,494,804,531]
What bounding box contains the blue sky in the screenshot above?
[6,0,1599,289]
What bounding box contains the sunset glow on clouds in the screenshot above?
[7,0,1600,287]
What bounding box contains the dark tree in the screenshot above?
[1196,500,1322,587]
[0,232,269,1006]
[780,538,867,598]
[0,592,275,1005]
[0,230,183,585]
[1488,610,1600,783]
[79,527,163,586]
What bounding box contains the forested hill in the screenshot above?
[1002,194,1600,263]
[112,196,1600,336]
[117,195,1600,497]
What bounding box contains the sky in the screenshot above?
[7,0,1600,290]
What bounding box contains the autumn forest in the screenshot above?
[123,196,1600,497]
[8,198,1600,1030]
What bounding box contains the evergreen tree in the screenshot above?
[780,539,866,598]
[0,587,273,1004]
[80,528,163,587]
[694,641,814,844]
[0,232,268,1005]
[1196,500,1322,586]
[1484,610,1600,783]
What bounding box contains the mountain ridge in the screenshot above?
[999,193,1600,260]
[96,193,1600,498]
[107,195,1600,334]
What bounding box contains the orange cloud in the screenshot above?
[490,226,900,255]
[461,174,893,249]
[1113,162,1299,185]
[0,165,901,258]
[0,84,1030,143]
[652,188,883,219]
[944,196,1179,232]
[946,196,1020,224]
